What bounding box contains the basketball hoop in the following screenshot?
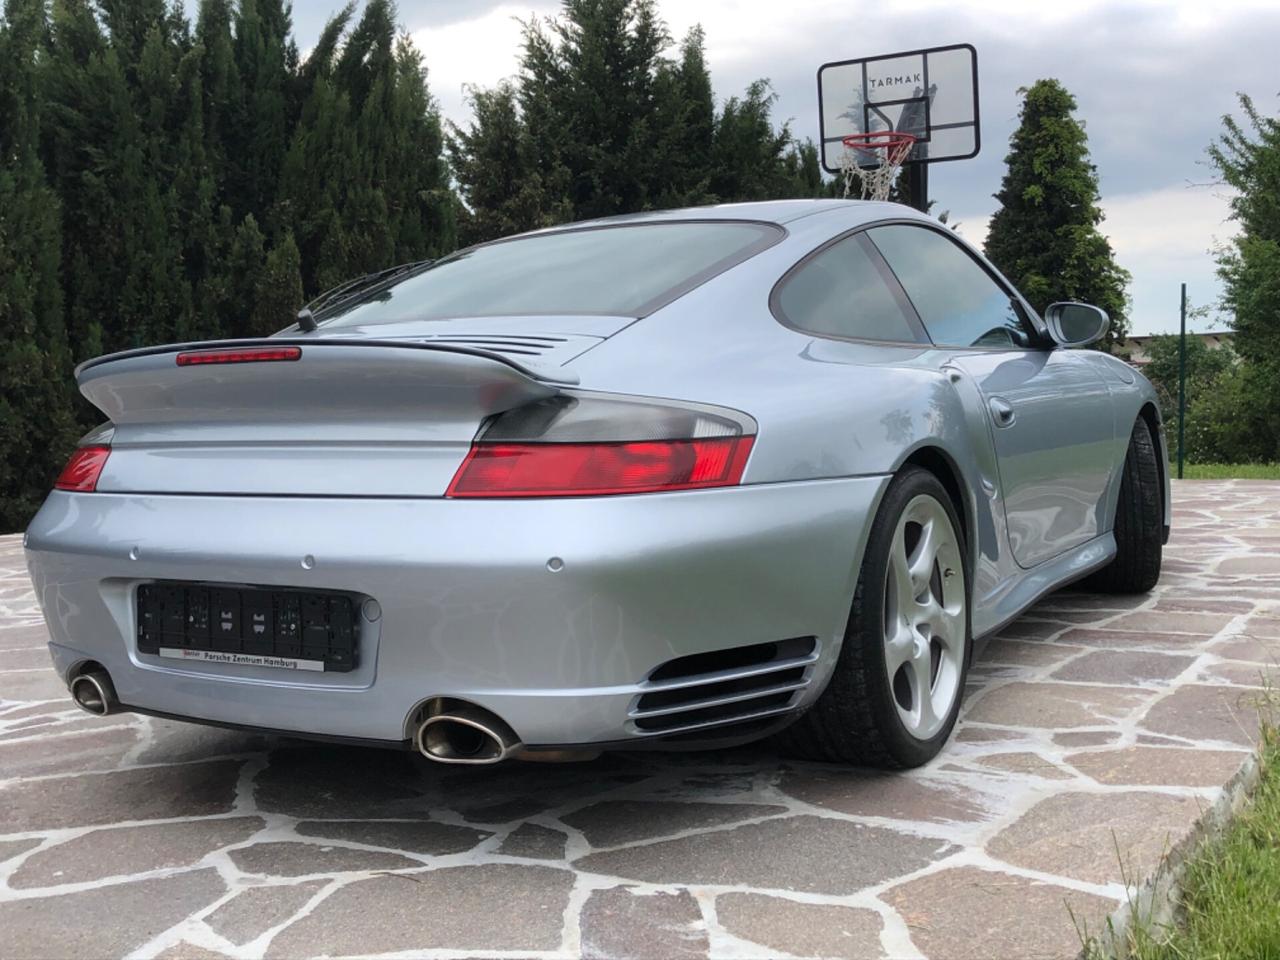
[838,131,917,201]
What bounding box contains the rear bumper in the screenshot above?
[24,478,886,746]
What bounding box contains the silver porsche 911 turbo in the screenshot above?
[24,199,1169,769]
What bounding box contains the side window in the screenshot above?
[868,224,1032,348]
[774,234,921,343]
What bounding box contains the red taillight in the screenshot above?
[175,346,302,366]
[54,446,111,492]
[446,437,754,498]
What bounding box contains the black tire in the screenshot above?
[777,466,971,769]
[1081,417,1163,593]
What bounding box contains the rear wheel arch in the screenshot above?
[899,445,973,569]
[1136,402,1169,541]
[1084,413,1163,593]
[779,464,972,767]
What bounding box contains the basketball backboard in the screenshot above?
[818,43,979,173]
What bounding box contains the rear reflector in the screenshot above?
[446,437,754,498]
[176,346,302,366]
[54,446,111,492]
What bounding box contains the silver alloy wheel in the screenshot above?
[882,493,966,740]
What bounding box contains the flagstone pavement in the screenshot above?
[1,480,1277,959]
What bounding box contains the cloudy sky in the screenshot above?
[292,0,1279,335]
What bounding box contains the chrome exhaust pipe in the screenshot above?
[70,669,118,717]
[414,701,522,765]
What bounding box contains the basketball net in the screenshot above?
[839,132,917,201]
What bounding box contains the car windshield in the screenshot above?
[316,221,782,327]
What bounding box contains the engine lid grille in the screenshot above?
[414,333,602,366]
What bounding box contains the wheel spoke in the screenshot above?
[907,518,939,596]
[911,649,938,732]
[889,533,914,610]
[885,623,914,675]
[936,604,965,646]
[915,593,960,644]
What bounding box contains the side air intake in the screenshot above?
[631,637,819,735]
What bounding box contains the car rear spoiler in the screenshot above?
[75,337,580,386]
[74,338,572,433]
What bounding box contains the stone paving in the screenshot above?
[1,480,1277,960]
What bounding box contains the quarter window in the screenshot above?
[868,224,1032,348]
[774,235,920,342]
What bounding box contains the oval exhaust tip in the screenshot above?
[70,671,116,717]
[418,716,508,764]
[413,703,522,765]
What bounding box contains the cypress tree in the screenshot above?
[171,38,222,340]
[228,0,293,218]
[983,79,1131,347]
[43,0,114,361]
[279,1,452,293]
[672,27,713,177]
[0,0,78,530]
[223,212,266,338]
[649,25,714,207]
[277,32,357,292]
[386,34,455,260]
[252,230,303,336]
[778,139,827,198]
[341,0,404,275]
[195,0,240,190]
[710,80,794,201]
[505,3,805,221]
[519,0,669,219]
[96,0,168,76]
[130,22,192,346]
[448,81,573,245]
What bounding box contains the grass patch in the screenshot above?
[1095,718,1280,959]
[1178,463,1280,480]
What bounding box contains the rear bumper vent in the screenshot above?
[631,637,819,735]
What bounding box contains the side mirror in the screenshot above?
[1044,302,1110,348]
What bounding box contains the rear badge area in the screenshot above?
[138,581,360,672]
[156,648,326,672]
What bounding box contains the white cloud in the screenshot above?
[413,3,559,132]
[1101,184,1237,263]
[1103,185,1239,333]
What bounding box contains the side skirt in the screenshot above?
[974,533,1118,641]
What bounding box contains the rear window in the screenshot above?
[317,221,783,327]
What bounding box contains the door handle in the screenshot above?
[988,396,1016,428]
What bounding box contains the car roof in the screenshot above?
[548,198,930,229]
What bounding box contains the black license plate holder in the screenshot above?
[137,581,359,673]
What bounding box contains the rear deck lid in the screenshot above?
[77,339,569,497]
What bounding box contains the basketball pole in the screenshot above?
[1177,282,1187,480]
[906,163,929,213]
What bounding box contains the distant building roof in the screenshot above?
[1124,330,1233,341]
[1120,330,1234,365]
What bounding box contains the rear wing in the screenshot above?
[76,338,570,431]
[76,337,580,386]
